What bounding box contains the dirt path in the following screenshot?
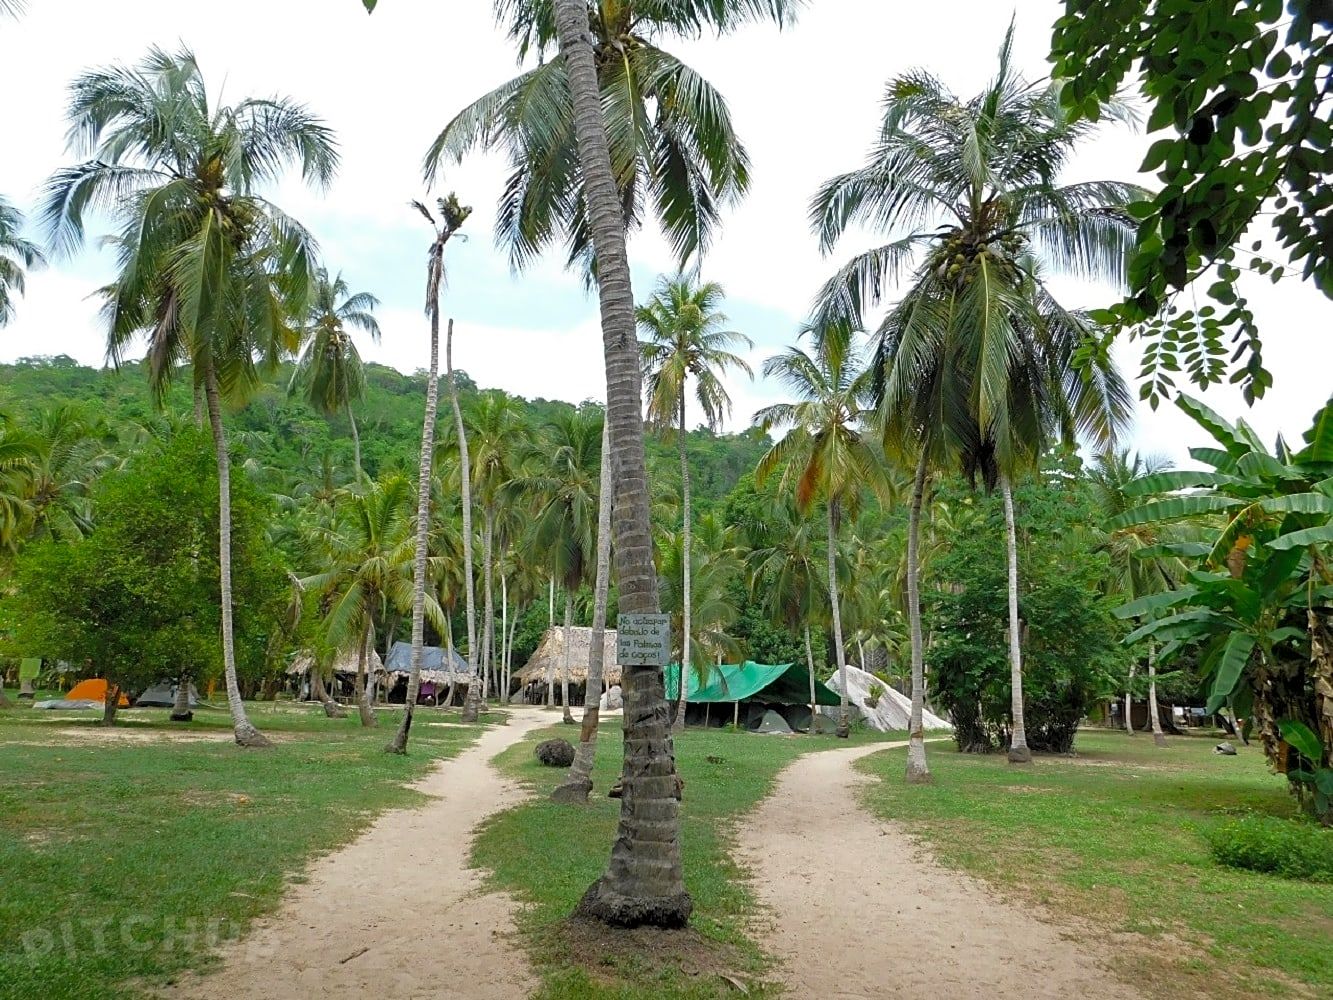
[737,741,1140,1000]
[168,708,550,1000]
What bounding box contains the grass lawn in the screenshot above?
[0,698,486,1000]
[473,721,909,1000]
[857,730,1333,999]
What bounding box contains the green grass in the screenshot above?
[473,724,908,1000]
[0,699,487,1000]
[857,731,1333,999]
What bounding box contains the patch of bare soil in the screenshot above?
[560,918,760,995]
[736,742,1145,1000]
[4,726,241,747]
[160,708,552,1000]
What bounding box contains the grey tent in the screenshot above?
[384,641,470,678]
[131,682,200,708]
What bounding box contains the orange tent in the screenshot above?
[66,678,129,707]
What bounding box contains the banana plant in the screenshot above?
[1110,394,1333,821]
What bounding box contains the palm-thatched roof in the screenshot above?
[515,626,622,687]
[288,648,385,677]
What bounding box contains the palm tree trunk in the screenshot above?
[444,611,456,708]
[170,673,193,723]
[672,394,691,732]
[556,419,613,802]
[562,591,576,724]
[1001,475,1031,764]
[905,448,932,783]
[447,318,482,724]
[805,625,818,737]
[203,365,269,748]
[1125,660,1137,736]
[549,576,555,627]
[500,573,509,704]
[555,0,689,929]
[356,622,376,728]
[311,666,345,718]
[386,291,442,754]
[506,606,519,704]
[348,403,363,482]
[482,505,496,705]
[1148,638,1166,746]
[193,382,204,429]
[825,499,851,739]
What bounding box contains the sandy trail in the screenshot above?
[737,741,1140,1000]
[168,708,551,1000]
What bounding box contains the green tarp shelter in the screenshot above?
[664,661,840,706]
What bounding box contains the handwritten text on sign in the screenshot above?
[616,614,672,666]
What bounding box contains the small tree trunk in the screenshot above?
[805,626,818,737]
[356,624,376,728]
[203,365,269,748]
[348,403,363,482]
[1147,638,1167,746]
[387,297,442,754]
[500,573,509,704]
[505,605,519,704]
[905,448,932,783]
[671,394,691,732]
[101,683,120,727]
[555,0,688,928]
[444,611,457,708]
[446,319,482,725]
[311,668,345,718]
[170,674,193,723]
[825,499,851,739]
[1125,661,1137,736]
[562,591,576,724]
[1001,475,1031,764]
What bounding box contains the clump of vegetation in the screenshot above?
[865,681,884,709]
[1205,813,1333,882]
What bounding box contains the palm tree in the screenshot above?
[0,197,43,328]
[289,270,381,480]
[755,323,878,739]
[425,1,799,278]
[554,0,690,929]
[529,408,603,723]
[815,28,1136,763]
[1089,449,1186,746]
[554,417,614,802]
[639,275,751,727]
[43,47,337,748]
[388,196,470,752]
[14,405,114,546]
[0,416,36,553]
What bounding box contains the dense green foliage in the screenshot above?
[0,431,287,703]
[930,457,1132,753]
[1205,812,1333,882]
[1053,0,1333,406]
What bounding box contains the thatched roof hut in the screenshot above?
[288,648,385,677]
[516,626,623,690]
[383,641,472,686]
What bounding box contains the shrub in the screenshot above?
[1204,814,1333,882]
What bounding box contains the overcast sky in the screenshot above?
[1,0,1327,463]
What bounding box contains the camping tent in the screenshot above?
[131,682,200,708]
[663,661,840,731]
[514,626,622,706]
[383,641,472,704]
[824,664,951,732]
[34,677,129,710]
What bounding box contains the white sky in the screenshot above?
[1,0,1328,463]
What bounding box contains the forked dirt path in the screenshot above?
[737,741,1141,1000]
[167,708,551,1000]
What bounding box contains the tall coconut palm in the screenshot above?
[553,418,613,802]
[0,197,43,328]
[289,270,381,480]
[553,0,690,929]
[755,323,877,739]
[14,405,115,545]
[43,47,337,747]
[425,1,799,278]
[0,416,36,552]
[529,408,602,723]
[388,196,470,752]
[749,498,827,735]
[639,275,752,728]
[815,28,1136,763]
[1089,449,1187,746]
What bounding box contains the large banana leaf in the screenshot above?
[1124,608,1217,645]
[1295,395,1333,464]
[1114,585,1199,620]
[1260,493,1333,515]
[1135,541,1212,559]
[1205,631,1257,713]
[1107,494,1241,529]
[1121,470,1242,496]
[1178,394,1249,457]
[1269,523,1333,551]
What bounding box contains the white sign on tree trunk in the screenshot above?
[617,613,671,666]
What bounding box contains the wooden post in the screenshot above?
[704,703,710,729]
[733,700,739,729]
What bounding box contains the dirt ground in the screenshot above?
[735,741,1143,1000]
[162,708,551,1000]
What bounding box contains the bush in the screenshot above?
[1205,814,1333,882]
